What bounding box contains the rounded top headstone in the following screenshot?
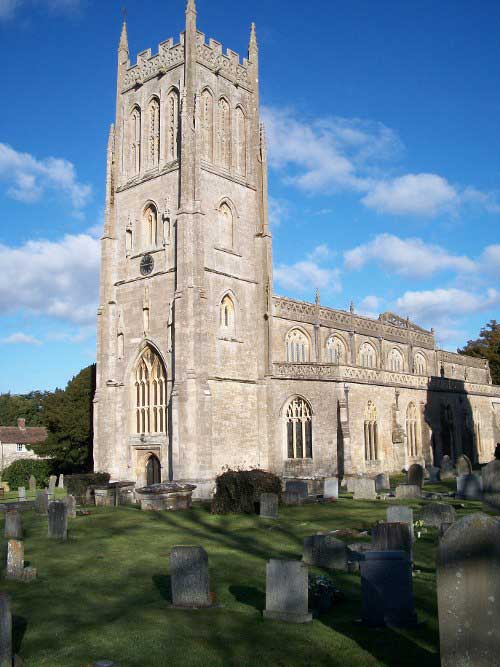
[456,454,472,476]
[437,513,500,565]
[407,464,424,488]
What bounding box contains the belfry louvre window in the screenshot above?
[364,401,378,461]
[166,89,179,161]
[285,397,312,459]
[406,401,419,457]
[286,329,309,362]
[147,97,160,169]
[129,107,141,176]
[134,347,166,435]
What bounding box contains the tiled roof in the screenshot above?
[0,426,47,444]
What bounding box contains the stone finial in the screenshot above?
[186,0,196,14]
[315,288,320,306]
[119,21,128,53]
[249,22,258,53]
[349,301,355,314]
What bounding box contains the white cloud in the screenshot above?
[274,245,341,294]
[0,233,100,326]
[344,233,475,278]
[395,287,500,322]
[0,143,91,212]
[1,332,42,345]
[268,196,289,228]
[0,0,80,19]
[481,244,500,277]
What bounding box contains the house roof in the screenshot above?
[0,425,47,444]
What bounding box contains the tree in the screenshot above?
[29,364,96,473]
[458,320,500,385]
[0,391,49,426]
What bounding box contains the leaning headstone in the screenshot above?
[428,466,441,483]
[440,455,455,479]
[323,477,339,500]
[28,475,36,493]
[170,546,211,608]
[374,473,390,493]
[4,510,23,540]
[420,502,455,530]
[303,534,349,571]
[17,487,26,502]
[360,551,417,627]
[395,484,421,499]
[407,464,424,488]
[48,475,57,492]
[263,559,312,623]
[0,592,12,667]
[58,473,64,489]
[372,522,412,559]
[387,505,414,540]
[456,454,472,476]
[63,494,77,518]
[260,493,278,519]
[35,490,50,515]
[48,500,68,541]
[482,460,500,510]
[456,474,482,500]
[353,477,377,500]
[437,513,500,667]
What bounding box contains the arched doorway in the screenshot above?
[146,454,161,486]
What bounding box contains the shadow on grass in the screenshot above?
[229,585,265,611]
[152,574,172,602]
[12,615,27,655]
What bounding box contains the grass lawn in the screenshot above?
[0,483,492,667]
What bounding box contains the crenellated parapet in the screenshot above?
[438,349,489,370]
[121,37,185,92]
[196,31,252,90]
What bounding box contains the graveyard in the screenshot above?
[0,475,495,667]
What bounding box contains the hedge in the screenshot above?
[211,469,282,514]
[1,459,53,490]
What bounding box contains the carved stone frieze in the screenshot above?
[122,43,184,91]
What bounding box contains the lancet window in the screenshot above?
[134,347,166,435]
[364,401,379,461]
[286,329,309,363]
[129,107,141,176]
[201,89,214,162]
[143,204,158,248]
[285,397,312,459]
[166,89,179,161]
[406,401,419,457]
[234,106,246,176]
[220,294,235,337]
[218,202,233,249]
[147,98,160,169]
[218,98,231,170]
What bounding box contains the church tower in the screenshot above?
[94,1,273,492]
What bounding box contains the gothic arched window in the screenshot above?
[147,97,160,169]
[218,202,233,249]
[364,401,379,461]
[134,347,166,435]
[201,89,214,162]
[143,204,158,248]
[285,396,312,459]
[235,106,246,176]
[389,348,404,372]
[359,342,376,369]
[218,98,231,170]
[414,352,427,376]
[326,335,346,363]
[220,294,235,337]
[129,106,141,177]
[166,89,179,161]
[286,329,309,363]
[406,401,419,457]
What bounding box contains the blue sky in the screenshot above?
[1,0,499,394]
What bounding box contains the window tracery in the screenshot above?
[285,397,312,459]
[134,347,166,435]
[414,352,427,376]
[218,98,230,170]
[359,342,376,368]
[129,107,141,176]
[389,348,404,372]
[364,401,378,461]
[147,98,160,169]
[235,106,246,176]
[406,401,419,457]
[166,89,179,161]
[326,335,346,363]
[286,329,309,363]
[201,89,213,162]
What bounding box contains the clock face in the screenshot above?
[140,254,154,276]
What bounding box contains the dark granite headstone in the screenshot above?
[456,474,481,500]
[0,592,12,667]
[4,509,22,540]
[285,480,308,498]
[360,551,417,628]
[48,500,68,541]
[263,559,312,623]
[421,502,456,529]
[482,460,500,510]
[456,454,472,476]
[260,493,278,519]
[303,534,349,570]
[437,513,500,667]
[170,546,211,608]
[372,522,412,559]
[407,464,424,488]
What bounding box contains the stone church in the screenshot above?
[94,1,500,496]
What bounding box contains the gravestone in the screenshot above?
[303,534,349,571]
[353,477,377,500]
[420,502,455,529]
[260,493,278,519]
[35,490,49,515]
[437,513,500,667]
[63,494,77,518]
[395,484,421,499]
[58,473,64,488]
[170,546,211,608]
[263,559,312,623]
[28,475,36,493]
[456,454,472,476]
[360,551,417,627]
[323,477,338,500]
[285,480,308,498]
[372,522,412,559]
[387,505,414,540]
[48,475,57,492]
[17,487,26,502]
[456,474,482,500]
[440,455,455,479]
[48,501,68,541]
[4,510,23,540]
[0,592,12,667]
[407,464,424,488]
[374,473,390,493]
[482,460,500,510]
[5,540,36,582]
[428,466,441,483]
